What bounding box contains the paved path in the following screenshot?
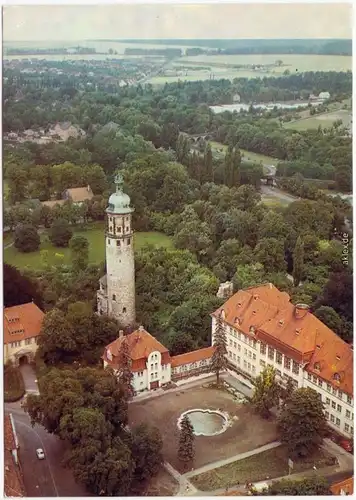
[164,462,197,497]
[20,364,39,394]
[184,441,281,479]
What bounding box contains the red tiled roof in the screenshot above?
[330,476,354,495]
[171,346,215,368]
[104,328,171,372]
[4,303,44,345]
[214,284,353,395]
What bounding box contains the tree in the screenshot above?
[178,415,195,468]
[69,235,89,272]
[168,332,196,356]
[49,218,73,247]
[255,238,287,273]
[4,263,42,308]
[130,424,163,485]
[251,366,281,419]
[255,477,331,496]
[117,336,135,400]
[314,306,343,335]
[211,312,228,385]
[278,387,328,457]
[203,143,213,183]
[7,165,28,204]
[14,224,40,253]
[293,236,304,286]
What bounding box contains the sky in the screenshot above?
[3,3,352,42]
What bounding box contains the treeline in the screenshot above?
[124,47,182,57]
[119,38,352,55]
[5,47,97,55]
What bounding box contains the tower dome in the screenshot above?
[106,173,133,214]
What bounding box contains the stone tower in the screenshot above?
[97,173,136,327]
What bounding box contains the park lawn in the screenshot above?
[4,365,25,402]
[4,225,173,270]
[190,445,335,491]
[210,141,278,166]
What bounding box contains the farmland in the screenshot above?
[284,109,352,131]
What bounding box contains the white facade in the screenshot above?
[212,317,353,438]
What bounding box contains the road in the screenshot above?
[6,365,89,497]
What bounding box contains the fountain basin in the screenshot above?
[177,409,230,436]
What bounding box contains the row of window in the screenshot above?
[228,351,256,374]
[109,225,130,234]
[259,343,299,375]
[108,238,131,246]
[307,373,352,405]
[228,339,256,361]
[324,412,354,435]
[174,359,208,373]
[9,338,35,348]
[228,328,257,349]
[325,398,354,419]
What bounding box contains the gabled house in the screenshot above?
[4,302,44,366]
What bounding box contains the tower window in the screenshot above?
[118,227,122,233]
[108,239,111,245]
[123,307,127,313]
[116,240,121,247]
[127,238,131,245]
[126,226,129,232]
[112,294,116,301]
[109,226,113,232]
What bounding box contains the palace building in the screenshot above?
[212,283,354,439]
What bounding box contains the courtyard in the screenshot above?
[128,384,278,472]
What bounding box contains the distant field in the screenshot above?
[210,141,278,166]
[284,109,352,131]
[4,226,173,270]
[179,53,352,73]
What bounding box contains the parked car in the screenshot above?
[36,448,45,460]
[340,440,353,453]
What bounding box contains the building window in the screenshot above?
[155,363,158,369]
[228,351,232,358]
[284,357,291,370]
[313,375,317,383]
[337,404,342,413]
[338,390,343,399]
[332,401,336,409]
[253,353,256,361]
[260,360,266,367]
[25,338,32,345]
[233,341,237,349]
[327,384,331,392]
[292,361,299,375]
[233,353,236,360]
[116,240,121,247]
[118,227,122,233]
[336,418,341,427]
[126,226,129,232]
[248,363,251,371]
[308,373,312,381]
[238,332,241,340]
[108,239,111,245]
[123,307,126,313]
[325,412,330,420]
[238,344,241,352]
[318,379,323,387]
[230,339,232,346]
[243,360,247,369]
[244,348,247,355]
[346,410,351,419]
[127,238,131,245]
[252,366,256,373]
[347,395,352,405]
[248,351,252,359]
[330,414,335,423]
[260,343,266,355]
[112,294,116,301]
[276,352,282,365]
[151,364,153,369]
[326,398,330,405]
[237,356,240,364]
[332,388,337,396]
[109,226,113,232]
[268,347,275,361]
[345,423,350,432]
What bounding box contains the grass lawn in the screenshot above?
[210,141,278,166]
[4,365,25,402]
[284,109,351,131]
[190,445,335,491]
[4,224,173,270]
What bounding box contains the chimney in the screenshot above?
[87,184,90,192]
[119,330,124,338]
[294,303,309,319]
[138,325,144,332]
[253,294,259,300]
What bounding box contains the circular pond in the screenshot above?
[177,409,229,436]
